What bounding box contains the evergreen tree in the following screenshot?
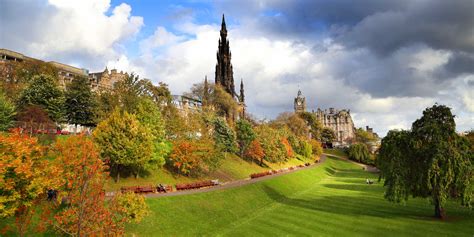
[0,91,16,131]
[213,117,237,153]
[65,76,96,130]
[18,74,65,123]
[236,119,256,158]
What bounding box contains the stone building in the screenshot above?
[0,48,125,91]
[89,67,128,91]
[314,108,356,145]
[214,15,246,119]
[294,90,356,145]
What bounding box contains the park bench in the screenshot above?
[157,184,173,193]
[175,180,217,191]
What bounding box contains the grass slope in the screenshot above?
[127,156,473,236]
[105,154,313,191]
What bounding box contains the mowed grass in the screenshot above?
[105,154,313,191]
[127,156,474,236]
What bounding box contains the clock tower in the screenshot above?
[294,89,306,113]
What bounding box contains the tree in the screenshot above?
[0,131,55,236]
[272,112,309,138]
[321,127,336,144]
[255,125,287,163]
[0,92,16,131]
[378,104,473,219]
[245,139,265,165]
[213,117,237,153]
[16,105,55,135]
[168,138,222,176]
[309,139,323,158]
[355,127,377,144]
[65,76,97,130]
[51,135,128,236]
[236,119,256,158]
[17,74,65,123]
[109,192,149,224]
[136,98,170,169]
[93,109,153,180]
[347,143,372,164]
[298,112,323,139]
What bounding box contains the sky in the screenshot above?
[1,0,473,136]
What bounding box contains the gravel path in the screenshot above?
[145,154,327,198]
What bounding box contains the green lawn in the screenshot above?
[127,156,474,236]
[105,154,313,191]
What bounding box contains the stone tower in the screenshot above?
[294,89,306,113]
[215,14,236,97]
[239,78,246,118]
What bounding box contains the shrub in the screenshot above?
[111,192,149,224]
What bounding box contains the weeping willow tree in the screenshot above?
[378,104,473,219]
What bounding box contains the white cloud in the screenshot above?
[1,0,143,71]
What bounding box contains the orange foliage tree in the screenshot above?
[49,135,127,236]
[168,138,221,176]
[0,130,57,236]
[245,139,265,165]
[281,137,294,158]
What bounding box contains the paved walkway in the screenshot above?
[145,154,327,198]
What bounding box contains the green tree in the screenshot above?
[272,112,309,138]
[347,143,372,164]
[0,91,16,131]
[298,112,323,139]
[65,76,97,130]
[136,98,170,168]
[321,127,336,143]
[236,119,256,158]
[213,117,237,153]
[355,127,377,143]
[378,104,473,219]
[93,109,153,180]
[17,74,65,123]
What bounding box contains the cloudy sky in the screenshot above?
[1,0,473,136]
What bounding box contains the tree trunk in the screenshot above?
[434,197,445,219]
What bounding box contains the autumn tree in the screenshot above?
[0,131,55,236]
[51,135,129,236]
[298,112,323,139]
[245,139,265,165]
[272,112,309,138]
[378,104,473,219]
[17,74,65,123]
[168,138,222,176]
[309,139,323,158]
[0,91,16,131]
[236,119,256,158]
[16,105,55,134]
[255,125,287,163]
[93,109,153,180]
[65,76,97,130]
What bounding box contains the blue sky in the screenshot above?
[1,0,473,136]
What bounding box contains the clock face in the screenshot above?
[297,100,302,106]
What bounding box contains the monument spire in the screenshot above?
[215,14,235,97]
[240,78,245,103]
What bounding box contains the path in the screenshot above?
[144,154,327,198]
[323,152,379,173]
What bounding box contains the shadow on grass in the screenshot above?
[261,185,439,221]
